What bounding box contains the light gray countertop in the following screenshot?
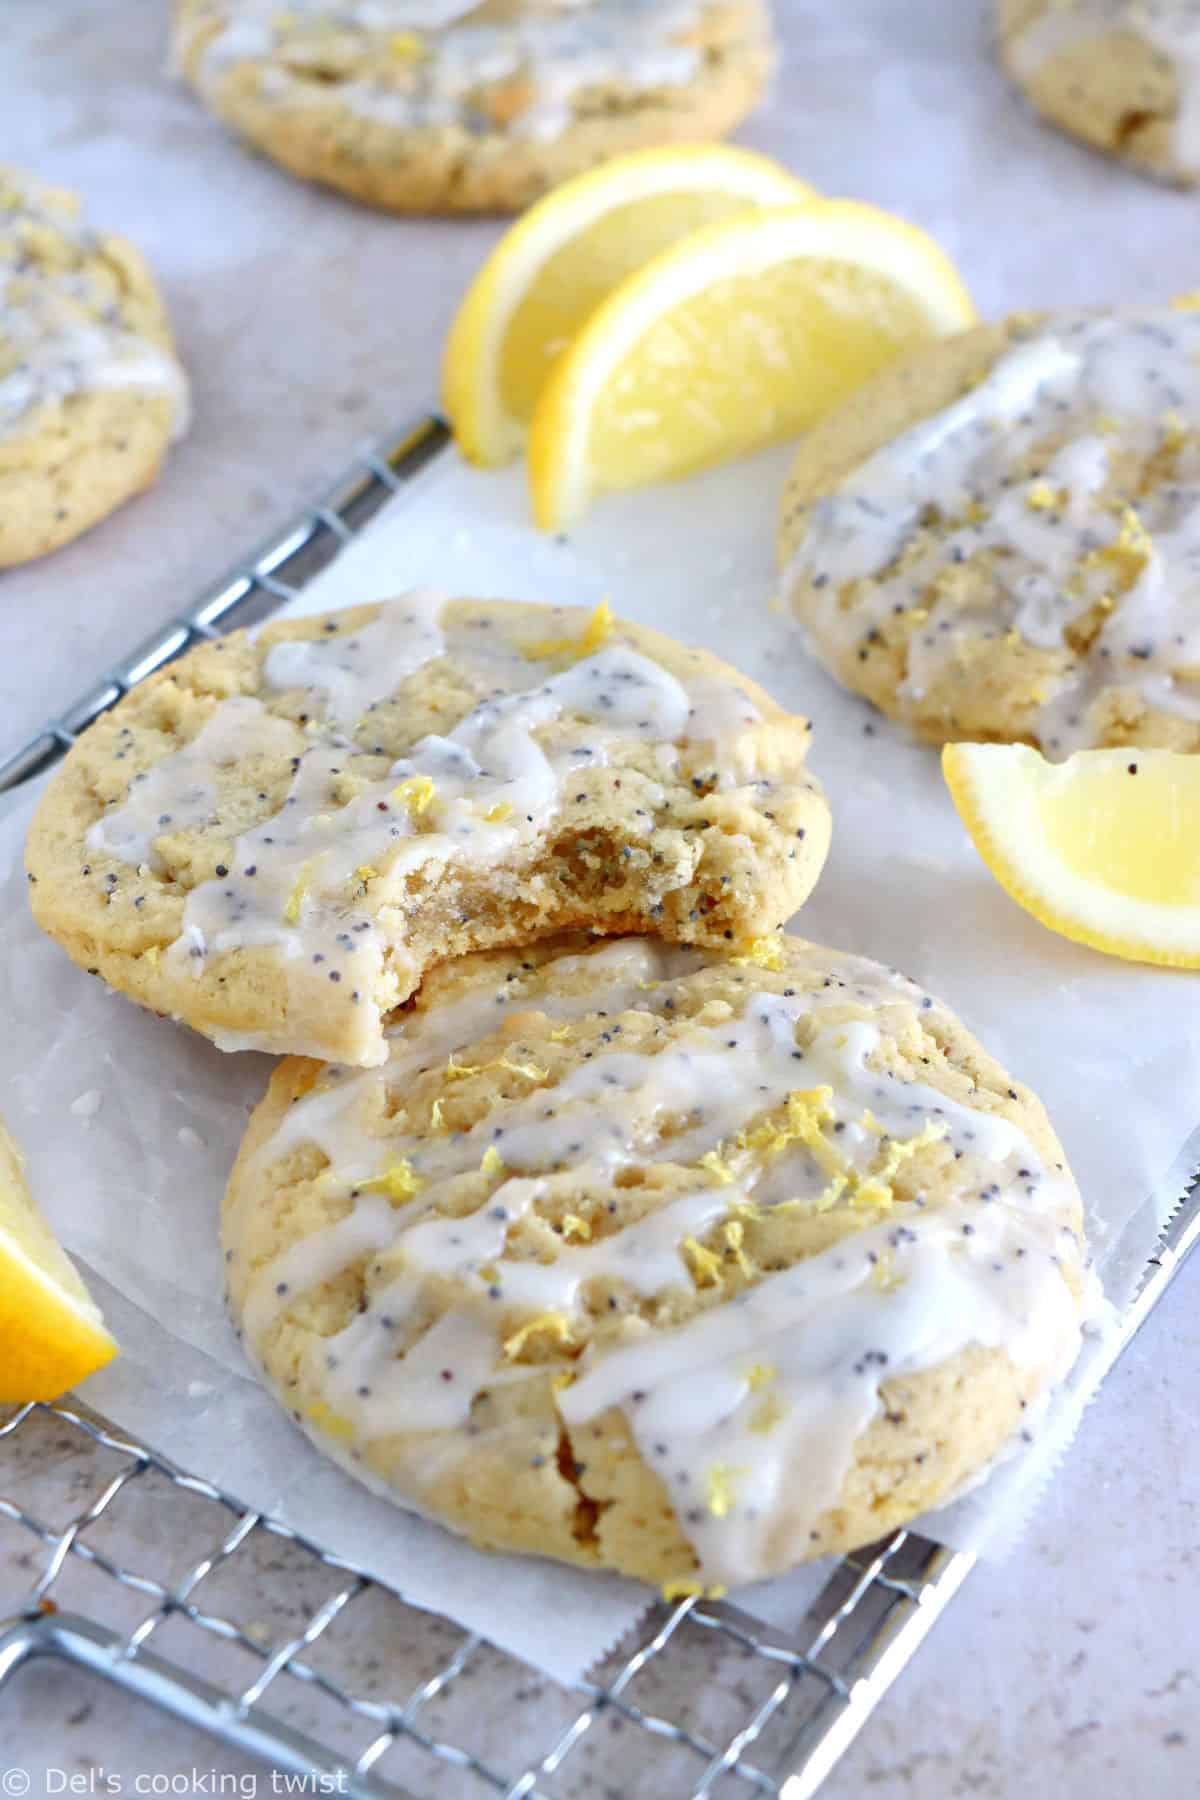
[4,1,1199,1794]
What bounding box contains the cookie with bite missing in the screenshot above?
[778,304,1200,754]
[0,165,189,567]
[26,594,829,1067]
[170,0,775,216]
[995,0,1200,187]
[222,931,1088,1589]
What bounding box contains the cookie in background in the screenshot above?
[0,166,189,568]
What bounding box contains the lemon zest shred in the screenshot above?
[1026,480,1060,512]
[483,801,513,824]
[524,599,614,661]
[810,1173,848,1213]
[143,945,160,966]
[683,1235,722,1287]
[730,935,784,972]
[284,870,308,924]
[561,1213,592,1242]
[429,1097,446,1134]
[445,1055,481,1080]
[661,1579,704,1602]
[706,1464,746,1519]
[744,1362,776,1391]
[391,774,437,816]
[306,1401,355,1444]
[478,1261,501,1286]
[361,1159,424,1203]
[636,977,660,992]
[480,1146,507,1179]
[722,1219,753,1277]
[355,864,379,886]
[551,1369,576,1391]
[549,1023,573,1042]
[698,1148,736,1186]
[499,1055,550,1082]
[1171,290,1200,311]
[503,1311,573,1359]
[389,28,425,58]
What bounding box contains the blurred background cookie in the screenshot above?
[171,0,776,215]
[995,0,1200,186]
[0,166,189,567]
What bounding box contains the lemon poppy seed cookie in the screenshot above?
[223,933,1088,1588]
[170,0,774,216]
[26,594,829,1067]
[0,166,189,567]
[996,0,1200,186]
[778,304,1200,753]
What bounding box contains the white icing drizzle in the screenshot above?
[229,938,1085,1586]
[180,0,708,144]
[88,598,760,1061]
[0,171,190,441]
[784,307,1200,753]
[1007,1,1200,176]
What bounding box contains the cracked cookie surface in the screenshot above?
[0,164,189,567]
[26,594,829,1066]
[222,932,1088,1588]
[171,0,774,214]
[779,304,1200,753]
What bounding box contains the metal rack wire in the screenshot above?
[2,418,1198,1797]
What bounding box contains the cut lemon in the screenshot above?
[442,145,814,467]
[943,741,1200,967]
[0,1122,117,1402]
[527,199,976,531]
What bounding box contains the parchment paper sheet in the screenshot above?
[5,435,1200,1678]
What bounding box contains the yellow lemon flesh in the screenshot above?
[442,144,814,466]
[943,741,1200,966]
[528,199,976,531]
[0,1122,117,1402]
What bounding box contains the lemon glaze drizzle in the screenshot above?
[785,308,1200,752]
[229,938,1086,1586]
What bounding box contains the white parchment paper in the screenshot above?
[6,442,1200,1679]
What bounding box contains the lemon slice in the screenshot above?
[943,741,1200,967]
[0,1122,117,1402]
[443,145,814,467]
[527,199,976,531]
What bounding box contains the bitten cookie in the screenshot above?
[995,0,1200,186]
[0,166,189,567]
[170,0,775,215]
[223,933,1089,1589]
[26,594,830,1066]
[778,304,1200,753]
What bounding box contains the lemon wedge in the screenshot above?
[442,144,814,467]
[0,1122,117,1402]
[527,199,976,531]
[943,741,1200,967]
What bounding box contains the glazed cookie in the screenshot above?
[170,0,774,215]
[26,594,830,1066]
[778,304,1200,753]
[995,0,1200,186]
[223,933,1089,1588]
[0,166,189,568]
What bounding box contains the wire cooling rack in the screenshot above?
[3,416,1199,1797]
